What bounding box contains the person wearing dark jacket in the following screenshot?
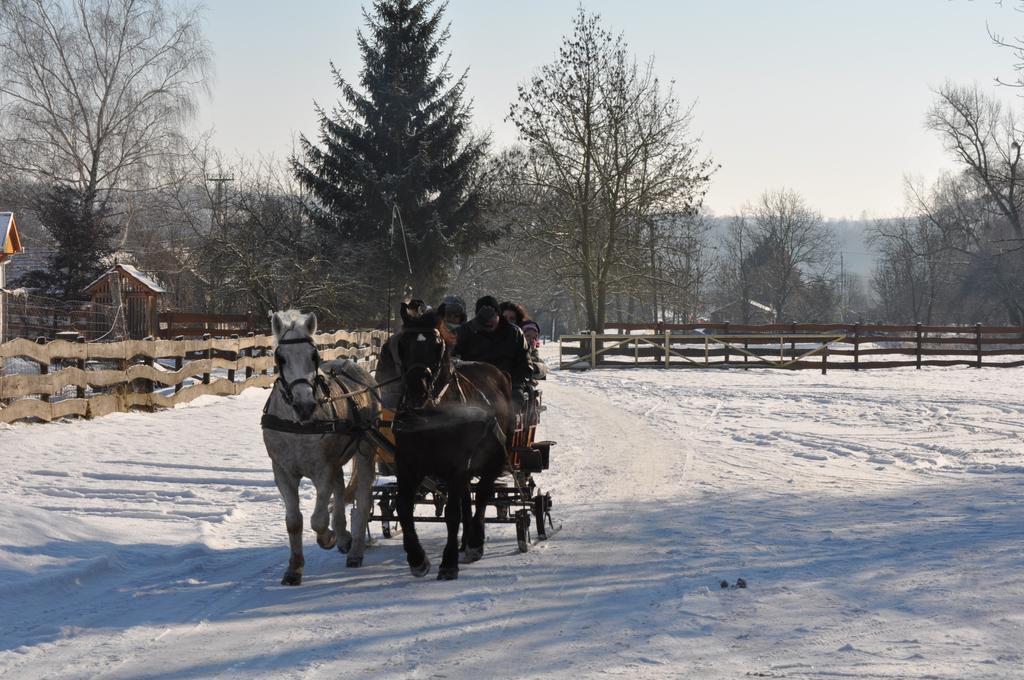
[520,319,547,380]
[454,296,533,392]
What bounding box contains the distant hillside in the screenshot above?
[703,215,876,278]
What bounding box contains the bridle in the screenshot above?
[398,329,463,411]
[273,335,327,407]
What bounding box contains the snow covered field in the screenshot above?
[1,353,1022,679]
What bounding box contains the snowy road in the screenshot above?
[1,359,1022,678]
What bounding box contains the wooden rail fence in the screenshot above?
[0,329,388,425]
[561,323,1024,372]
[158,311,262,338]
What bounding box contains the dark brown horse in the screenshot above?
[391,303,514,580]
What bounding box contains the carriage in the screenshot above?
[368,387,559,552]
[264,307,559,585]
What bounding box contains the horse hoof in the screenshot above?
[410,557,431,578]
[337,533,353,554]
[281,571,302,586]
[346,555,363,568]
[459,546,484,564]
[437,567,459,581]
[317,531,337,550]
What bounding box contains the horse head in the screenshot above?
[271,309,321,422]
[396,302,453,410]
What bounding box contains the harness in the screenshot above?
[261,335,391,441]
[395,344,507,461]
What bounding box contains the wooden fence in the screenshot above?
[560,323,1024,371]
[158,311,262,338]
[0,329,388,425]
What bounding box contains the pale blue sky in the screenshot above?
[195,0,1024,219]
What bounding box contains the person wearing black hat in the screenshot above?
[454,295,533,397]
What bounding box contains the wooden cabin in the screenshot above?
[84,263,165,339]
[1,212,25,342]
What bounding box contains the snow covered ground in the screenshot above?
[1,351,1022,679]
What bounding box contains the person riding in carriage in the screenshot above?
[437,294,468,333]
[520,319,547,380]
[453,296,534,409]
[499,301,529,328]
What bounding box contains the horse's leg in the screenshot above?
[331,461,353,554]
[460,489,472,552]
[438,474,466,580]
[272,462,305,586]
[345,448,375,567]
[397,468,430,577]
[311,467,337,551]
[461,472,495,564]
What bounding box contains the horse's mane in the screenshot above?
[401,309,439,330]
[272,309,315,339]
[401,309,456,346]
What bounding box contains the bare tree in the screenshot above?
[712,215,758,323]
[927,83,1024,235]
[0,0,211,219]
[507,8,714,331]
[921,83,1024,322]
[180,156,376,324]
[743,189,834,322]
[867,213,950,324]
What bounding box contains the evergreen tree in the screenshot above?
[292,0,493,306]
[15,185,115,300]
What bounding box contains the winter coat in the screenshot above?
[530,346,548,380]
[454,317,533,389]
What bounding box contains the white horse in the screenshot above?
[262,310,378,585]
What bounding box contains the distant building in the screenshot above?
[83,263,166,339]
[707,299,776,324]
[1,212,25,342]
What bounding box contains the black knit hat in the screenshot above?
[475,295,499,314]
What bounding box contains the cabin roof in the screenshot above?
[83,263,166,295]
[1,212,23,262]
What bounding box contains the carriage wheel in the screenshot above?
[515,510,530,553]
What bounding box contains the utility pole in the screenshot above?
[205,176,234,231]
[840,252,846,322]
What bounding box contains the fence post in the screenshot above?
[664,330,670,368]
[790,322,797,360]
[821,343,828,375]
[245,332,255,381]
[228,334,238,384]
[76,336,86,399]
[143,346,155,411]
[202,333,212,385]
[853,323,860,371]
[916,323,923,370]
[723,321,730,365]
[36,337,50,404]
[744,339,749,369]
[174,335,184,393]
[590,330,597,368]
[975,322,982,369]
